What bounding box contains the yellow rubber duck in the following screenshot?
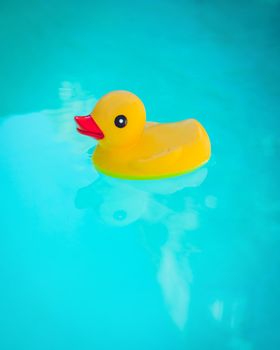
[74,91,211,180]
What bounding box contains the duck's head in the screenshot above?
[75,91,146,149]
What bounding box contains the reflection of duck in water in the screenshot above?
[76,176,149,226]
[76,167,208,330]
[75,167,208,226]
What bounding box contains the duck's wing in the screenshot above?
[129,119,210,177]
[130,145,183,173]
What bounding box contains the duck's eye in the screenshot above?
[114,115,127,128]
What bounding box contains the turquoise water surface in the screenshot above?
[1,1,280,349]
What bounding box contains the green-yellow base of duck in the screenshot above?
[94,160,209,181]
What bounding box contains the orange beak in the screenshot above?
[74,115,104,140]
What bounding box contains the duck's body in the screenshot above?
[94,119,210,179]
[75,91,211,180]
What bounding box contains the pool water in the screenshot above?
[0,1,280,349]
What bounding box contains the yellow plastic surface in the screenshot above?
[88,91,211,180]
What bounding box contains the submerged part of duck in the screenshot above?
[74,91,211,180]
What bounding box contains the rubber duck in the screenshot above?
[74,91,211,180]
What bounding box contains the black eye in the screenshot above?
[114,115,127,128]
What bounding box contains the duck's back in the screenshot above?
[138,119,209,157]
[139,119,205,155]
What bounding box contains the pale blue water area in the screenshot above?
[0,0,280,349]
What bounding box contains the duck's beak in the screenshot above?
[74,115,104,140]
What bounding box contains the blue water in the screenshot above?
[1,1,280,349]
